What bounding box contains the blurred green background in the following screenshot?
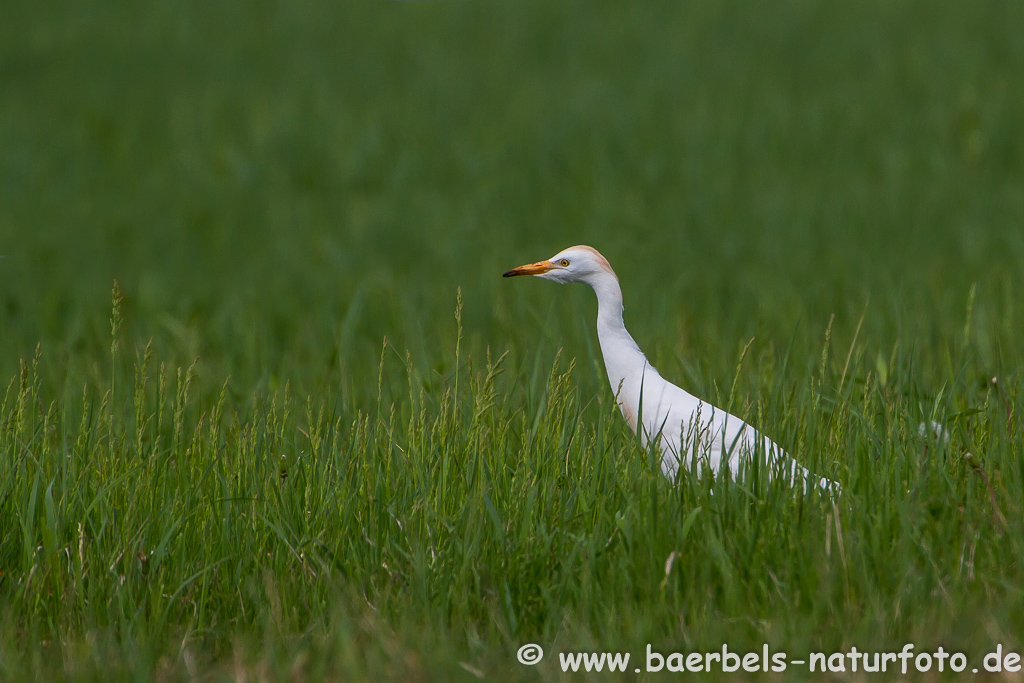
[2,0,1022,400]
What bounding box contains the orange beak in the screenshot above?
[502,260,555,277]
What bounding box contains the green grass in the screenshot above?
[1,0,1023,679]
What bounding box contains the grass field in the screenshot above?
[2,0,1024,679]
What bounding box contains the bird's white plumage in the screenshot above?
[504,245,837,493]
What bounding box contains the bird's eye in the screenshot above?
[559,259,570,267]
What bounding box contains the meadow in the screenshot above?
[1,0,1023,679]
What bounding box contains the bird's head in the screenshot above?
[502,245,617,285]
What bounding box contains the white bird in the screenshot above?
[504,245,837,493]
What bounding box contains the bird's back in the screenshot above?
[622,364,832,491]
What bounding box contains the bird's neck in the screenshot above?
[587,272,649,395]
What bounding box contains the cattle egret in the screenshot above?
[504,245,837,493]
